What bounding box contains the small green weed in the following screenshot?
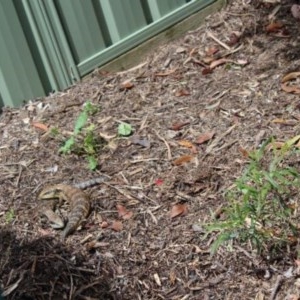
[118,122,132,136]
[205,137,300,256]
[5,209,15,223]
[59,101,103,170]
[50,127,59,136]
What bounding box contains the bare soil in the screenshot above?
[1,1,300,299]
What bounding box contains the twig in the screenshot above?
[106,185,155,204]
[206,124,237,154]
[103,182,134,200]
[119,171,129,185]
[176,191,193,201]
[207,31,231,50]
[49,277,59,300]
[269,275,283,300]
[116,61,148,75]
[138,114,148,132]
[15,165,24,187]
[215,139,238,152]
[138,192,159,205]
[3,271,26,296]
[73,277,103,298]
[130,158,160,164]
[154,130,172,160]
[147,209,158,224]
[69,272,74,300]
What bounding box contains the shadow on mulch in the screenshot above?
[0,228,114,300]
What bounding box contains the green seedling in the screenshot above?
[205,137,300,256]
[5,209,15,223]
[118,122,132,136]
[59,101,103,170]
[87,155,98,171]
[50,127,59,136]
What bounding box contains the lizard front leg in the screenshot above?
[40,200,65,229]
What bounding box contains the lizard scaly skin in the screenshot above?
[38,184,90,239]
[38,175,110,239]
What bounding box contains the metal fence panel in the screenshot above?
[0,0,218,107]
[0,0,44,107]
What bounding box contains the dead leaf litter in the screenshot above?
[1,1,300,299]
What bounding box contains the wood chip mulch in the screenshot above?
[1,1,300,299]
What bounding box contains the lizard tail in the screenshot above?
[61,203,90,239]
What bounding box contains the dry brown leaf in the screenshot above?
[266,21,283,33]
[287,235,298,243]
[281,83,300,94]
[271,118,297,125]
[238,146,249,158]
[116,204,133,220]
[170,121,190,131]
[120,80,134,90]
[100,221,109,228]
[266,141,284,151]
[169,203,188,218]
[155,69,177,77]
[178,140,194,148]
[111,220,123,232]
[31,122,49,131]
[281,72,300,83]
[273,30,290,38]
[86,241,110,250]
[169,270,176,285]
[202,56,215,64]
[206,46,219,56]
[37,228,52,236]
[173,155,194,166]
[122,210,133,220]
[209,58,228,69]
[116,204,128,217]
[190,57,206,67]
[202,68,213,75]
[232,115,240,125]
[178,140,197,153]
[227,32,240,46]
[288,294,299,300]
[175,89,190,97]
[271,118,286,124]
[195,132,215,144]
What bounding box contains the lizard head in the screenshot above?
[38,186,62,200]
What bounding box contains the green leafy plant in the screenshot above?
[5,209,15,223]
[59,101,102,170]
[205,137,300,256]
[118,122,132,136]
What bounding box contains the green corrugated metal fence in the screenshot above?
[0,0,218,107]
